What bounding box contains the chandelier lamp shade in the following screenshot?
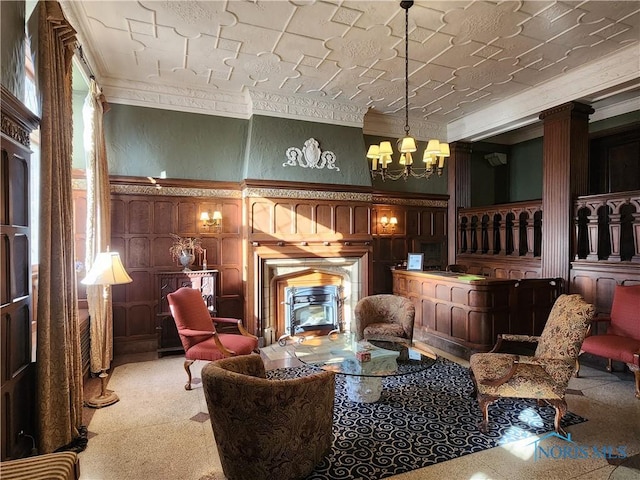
[368,1,449,181]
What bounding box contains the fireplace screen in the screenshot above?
[283,285,342,340]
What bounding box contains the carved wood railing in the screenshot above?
[574,190,640,262]
[457,200,543,258]
[457,191,640,265]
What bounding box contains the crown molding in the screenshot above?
[102,78,252,118]
[248,89,369,128]
[448,46,640,142]
[99,78,372,128]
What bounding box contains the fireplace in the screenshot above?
[280,285,343,343]
[254,252,368,346]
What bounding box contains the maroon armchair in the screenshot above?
[167,287,259,390]
[577,284,640,399]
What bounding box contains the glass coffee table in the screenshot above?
[291,333,437,403]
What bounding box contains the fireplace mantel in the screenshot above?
[249,245,371,345]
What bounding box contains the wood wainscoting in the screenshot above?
[72,177,447,353]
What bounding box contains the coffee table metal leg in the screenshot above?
[345,376,383,403]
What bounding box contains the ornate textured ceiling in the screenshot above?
[61,1,640,142]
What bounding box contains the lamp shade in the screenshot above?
[366,144,380,159]
[399,136,417,153]
[82,252,133,286]
[200,211,210,221]
[426,139,441,155]
[212,210,222,221]
[379,141,393,156]
[439,142,450,157]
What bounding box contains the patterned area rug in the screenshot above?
[267,358,587,480]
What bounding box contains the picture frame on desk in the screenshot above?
[407,253,424,271]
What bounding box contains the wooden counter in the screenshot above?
[392,269,561,359]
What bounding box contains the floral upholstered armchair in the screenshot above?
[469,294,594,434]
[353,294,415,346]
[202,355,335,480]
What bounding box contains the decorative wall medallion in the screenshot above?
[283,138,340,171]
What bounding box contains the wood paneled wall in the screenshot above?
[111,193,244,353]
[73,177,244,354]
[243,182,448,339]
[372,201,448,294]
[72,178,448,353]
[570,262,640,315]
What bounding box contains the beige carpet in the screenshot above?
[78,351,640,480]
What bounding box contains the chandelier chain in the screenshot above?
[367,0,446,181]
[404,3,409,136]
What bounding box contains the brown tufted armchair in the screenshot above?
[469,294,594,434]
[202,355,335,480]
[353,294,415,346]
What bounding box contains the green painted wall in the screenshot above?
[94,103,451,191]
[470,138,543,206]
[590,111,640,134]
[103,106,377,185]
[244,115,370,186]
[104,104,249,181]
[510,138,543,201]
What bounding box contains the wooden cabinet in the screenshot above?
[155,270,218,355]
[1,86,39,460]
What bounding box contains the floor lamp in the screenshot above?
[82,251,132,408]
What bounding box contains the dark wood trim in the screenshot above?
[109,175,241,190]
[242,178,373,193]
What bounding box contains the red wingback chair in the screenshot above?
[577,284,640,399]
[167,287,259,390]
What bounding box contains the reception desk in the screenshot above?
[392,270,561,359]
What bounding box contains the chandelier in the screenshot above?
[367,1,449,181]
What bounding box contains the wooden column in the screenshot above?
[540,102,594,285]
[447,142,472,263]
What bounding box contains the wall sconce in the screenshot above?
[200,210,222,232]
[380,215,398,233]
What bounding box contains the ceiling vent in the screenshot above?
[485,152,507,167]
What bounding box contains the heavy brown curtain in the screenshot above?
[83,79,113,373]
[34,0,84,453]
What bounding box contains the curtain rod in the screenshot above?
[75,43,96,81]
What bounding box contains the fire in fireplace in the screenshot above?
[278,285,343,345]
